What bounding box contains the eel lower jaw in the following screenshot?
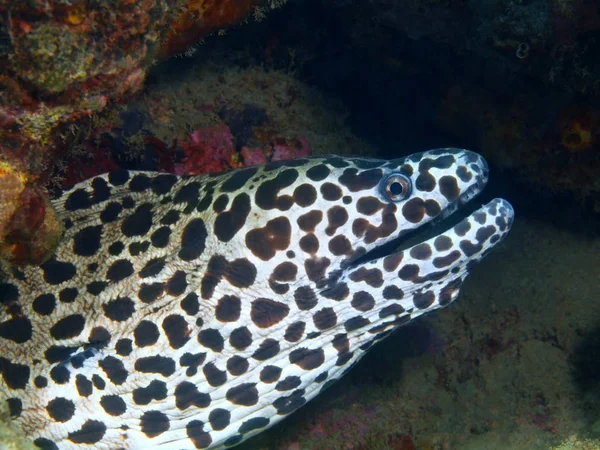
[392,197,514,271]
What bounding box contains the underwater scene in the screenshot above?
[0,1,598,449]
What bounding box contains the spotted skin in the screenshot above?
[0,149,514,449]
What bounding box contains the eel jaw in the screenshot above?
[367,197,514,318]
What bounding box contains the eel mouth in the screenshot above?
[343,196,514,302]
[353,176,493,268]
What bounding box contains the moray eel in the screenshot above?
[0,149,513,449]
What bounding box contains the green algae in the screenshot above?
[14,23,91,94]
[0,421,35,450]
[552,435,600,450]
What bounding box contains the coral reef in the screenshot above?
[0,0,277,264]
[0,162,61,265]
[131,61,371,160]
[54,98,317,184]
[180,124,239,173]
[161,0,274,56]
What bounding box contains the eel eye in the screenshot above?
[384,174,410,201]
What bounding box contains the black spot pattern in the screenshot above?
[178,218,208,261]
[135,356,176,377]
[40,259,76,285]
[166,270,187,296]
[239,417,270,433]
[33,293,56,316]
[175,381,211,409]
[151,174,177,195]
[187,420,212,449]
[150,226,171,248]
[0,317,32,343]
[198,329,225,352]
[0,357,30,389]
[230,327,252,350]
[138,282,165,304]
[216,295,242,322]
[108,169,129,185]
[133,379,168,405]
[121,203,153,237]
[181,292,199,316]
[289,347,325,370]
[255,169,298,210]
[294,286,318,310]
[46,397,75,422]
[226,383,259,406]
[7,397,22,417]
[59,287,78,303]
[44,345,77,364]
[100,395,127,416]
[103,297,135,322]
[134,320,160,347]
[203,362,227,387]
[226,356,249,376]
[251,298,290,328]
[276,376,302,391]
[72,225,102,256]
[260,365,282,383]
[306,164,330,181]
[50,365,70,384]
[209,408,231,431]
[68,420,106,444]
[293,183,317,206]
[221,167,258,192]
[214,193,251,242]
[162,315,190,349]
[439,175,460,200]
[297,210,322,232]
[284,321,305,342]
[273,390,306,415]
[106,259,134,282]
[320,182,343,201]
[140,410,170,437]
[252,338,280,361]
[99,356,128,385]
[246,217,292,261]
[351,291,375,311]
[139,257,166,278]
[75,374,93,397]
[50,314,85,340]
[0,283,17,304]
[339,168,382,191]
[100,202,123,223]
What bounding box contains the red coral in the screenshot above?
[62,148,119,188]
[180,124,238,174]
[271,135,312,161]
[240,146,267,166]
[384,433,417,450]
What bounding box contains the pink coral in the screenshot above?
[240,146,267,166]
[271,135,312,161]
[181,124,238,174]
[61,142,119,188]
